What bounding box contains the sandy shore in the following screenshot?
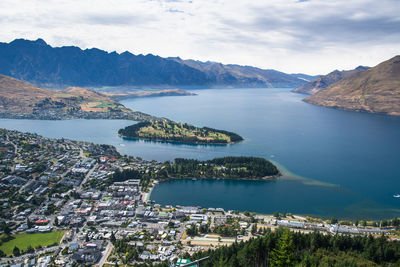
[142,180,158,203]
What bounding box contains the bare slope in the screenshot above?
[305,56,400,116]
[0,75,130,114]
[293,66,369,95]
[170,58,306,88]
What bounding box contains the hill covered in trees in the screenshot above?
[187,227,400,267]
[118,121,243,145]
[158,156,280,180]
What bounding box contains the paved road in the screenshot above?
[98,241,113,267]
[78,163,98,191]
[6,134,18,154]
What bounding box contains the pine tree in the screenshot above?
[27,218,32,228]
[270,229,294,267]
[13,246,20,256]
[111,231,116,244]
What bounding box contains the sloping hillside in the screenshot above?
[293,66,369,94]
[304,56,400,116]
[0,75,130,114]
[170,58,306,88]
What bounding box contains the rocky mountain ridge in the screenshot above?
[293,66,369,95]
[0,38,308,89]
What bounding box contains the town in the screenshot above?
[0,128,398,266]
[0,109,157,122]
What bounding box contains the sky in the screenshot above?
[0,0,399,75]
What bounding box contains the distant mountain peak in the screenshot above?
[35,38,47,46]
[0,38,308,88]
[355,65,369,71]
[293,66,370,95]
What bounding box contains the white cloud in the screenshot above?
[0,0,399,74]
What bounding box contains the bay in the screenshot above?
[1,88,400,219]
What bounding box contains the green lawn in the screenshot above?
[0,230,65,256]
[93,100,117,109]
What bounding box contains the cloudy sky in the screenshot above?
[0,0,399,74]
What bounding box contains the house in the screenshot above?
[35,219,49,225]
[72,249,102,264]
[180,206,200,214]
[37,225,52,233]
[69,243,80,251]
[69,217,84,227]
[15,164,28,172]
[139,251,151,260]
[277,220,305,229]
[84,240,104,250]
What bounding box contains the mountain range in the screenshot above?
[0,38,308,89]
[304,55,400,116]
[169,58,310,88]
[293,66,370,94]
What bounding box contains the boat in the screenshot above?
[393,194,400,198]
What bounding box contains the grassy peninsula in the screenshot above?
[158,156,280,180]
[118,120,243,144]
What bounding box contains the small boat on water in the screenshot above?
[393,194,400,198]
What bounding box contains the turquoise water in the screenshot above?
[1,88,400,219]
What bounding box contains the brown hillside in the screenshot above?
[0,75,57,113]
[63,87,114,102]
[293,66,368,95]
[0,75,131,114]
[305,56,400,116]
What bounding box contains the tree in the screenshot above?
[27,218,33,228]
[186,225,197,237]
[0,221,11,235]
[85,233,89,242]
[331,218,338,224]
[13,246,20,256]
[26,245,34,253]
[54,217,59,226]
[61,247,69,255]
[110,231,116,244]
[251,223,258,235]
[270,229,294,267]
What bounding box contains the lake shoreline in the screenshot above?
[156,173,280,183]
[2,88,400,220]
[119,134,243,146]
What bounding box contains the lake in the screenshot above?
[1,88,400,219]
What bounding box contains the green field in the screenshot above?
[93,100,118,109]
[0,230,65,256]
